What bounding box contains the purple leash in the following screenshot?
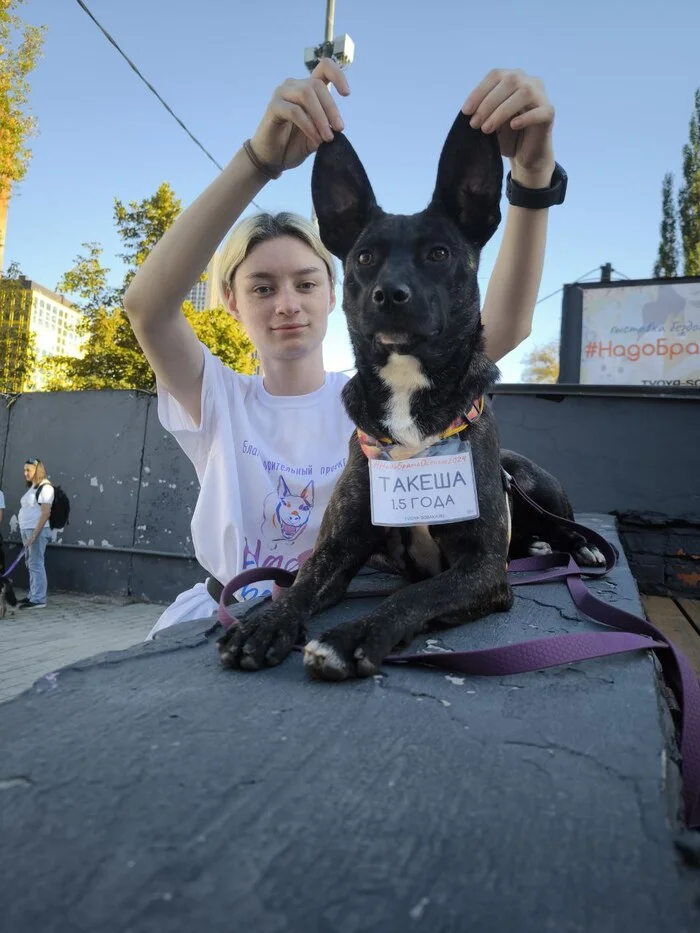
[216,488,700,829]
[1,548,26,580]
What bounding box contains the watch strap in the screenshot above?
[506,162,567,209]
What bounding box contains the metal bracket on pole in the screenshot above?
[303,34,355,73]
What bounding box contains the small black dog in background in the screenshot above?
[0,574,18,619]
[0,537,18,618]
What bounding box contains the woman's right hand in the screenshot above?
[249,59,350,173]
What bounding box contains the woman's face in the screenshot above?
[228,236,335,362]
[23,462,37,485]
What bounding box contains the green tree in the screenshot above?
[114,182,181,290]
[41,237,150,388]
[183,302,256,377]
[41,302,256,392]
[521,340,560,383]
[40,188,255,390]
[652,173,678,277]
[56,242,118,319]
[678,88,700,276]
[0,0,45,272]
[39,306,152,391]
[38,243,116,389]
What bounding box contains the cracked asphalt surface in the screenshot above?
[1,514,699,932]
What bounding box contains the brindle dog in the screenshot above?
[218,112,602,680]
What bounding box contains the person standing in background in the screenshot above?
[0,485,6,575]
[18,457,54,609]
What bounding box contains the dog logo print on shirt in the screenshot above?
[260,475,315,549]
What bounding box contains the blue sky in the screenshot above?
[6,0,700,381]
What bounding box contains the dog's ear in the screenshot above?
[428,112,503,248]
[311,132,379,261]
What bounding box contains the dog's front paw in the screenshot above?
[574,544,606,568]
[304,639,355,681]
[218,609,301,671]
[304,625,383,682]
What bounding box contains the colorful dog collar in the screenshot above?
[357,396,484,460]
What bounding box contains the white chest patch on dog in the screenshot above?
[377,353,433,448]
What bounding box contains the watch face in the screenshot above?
[553,163,568,203]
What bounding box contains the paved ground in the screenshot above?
[0,589,165,704]
[2,516,699,933]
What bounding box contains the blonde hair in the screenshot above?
[219,212,336,298]
[25,459,48,484]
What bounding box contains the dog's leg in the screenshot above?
[521,527,605,567]
[304,555,512,681]
[219,443,385,671]
[522,523,605,568]
[545,527,606,567]
[218,540,377,671]
[503,451,606,568]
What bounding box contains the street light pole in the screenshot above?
[325,0,335,44]
[304,1,354,224]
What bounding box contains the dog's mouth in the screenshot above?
[373,328,441,352]
[375,331,412,348]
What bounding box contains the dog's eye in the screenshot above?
[357,250,374,265]
[427,246,450,262]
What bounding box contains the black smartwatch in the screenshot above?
[505,162,567,209]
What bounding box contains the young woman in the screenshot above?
[18,457,54,609]
[123,62,558,638]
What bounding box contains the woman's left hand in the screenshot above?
[462,68,555,188]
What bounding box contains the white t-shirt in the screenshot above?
[157,344,355,601]
[0,490,5,511]
[18,483,55,530]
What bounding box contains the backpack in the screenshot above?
[36,481,71,530]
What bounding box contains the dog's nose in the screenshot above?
[372,284,412,307]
